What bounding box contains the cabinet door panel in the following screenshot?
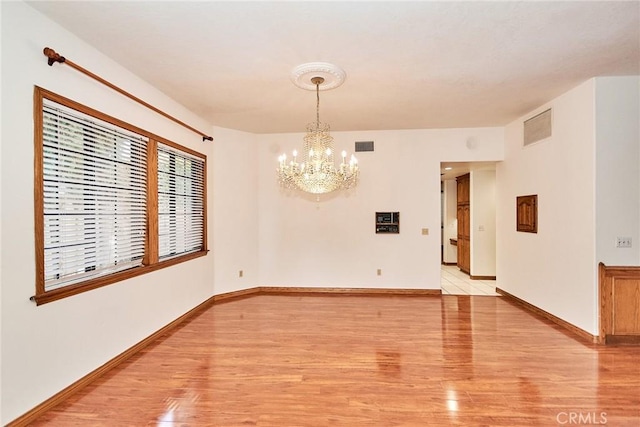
[463,205,470,238]
[457,206,465,238]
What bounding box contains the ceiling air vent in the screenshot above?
[355,141,374,152]
[523,108,552,146]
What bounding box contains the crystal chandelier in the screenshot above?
[277,67,359,195]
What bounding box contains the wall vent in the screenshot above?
[523,108,552,146]
[355,141,374,152]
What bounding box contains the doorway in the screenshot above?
[440,162,498,296]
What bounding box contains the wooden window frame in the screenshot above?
[33,87,208,305]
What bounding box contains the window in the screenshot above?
[41,99,148,290]
[34,87,207,305]
[157,143,205,259]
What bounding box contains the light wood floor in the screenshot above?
[30,295,640,426]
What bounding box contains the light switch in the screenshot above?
[421,228,429,235]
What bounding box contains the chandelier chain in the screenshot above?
[316,80,320,125]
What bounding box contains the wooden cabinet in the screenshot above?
[457,204,470,239]
[456,175,470,204]
[456,174,470,274]
[599,264,640,344]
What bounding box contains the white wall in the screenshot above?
[497,79,598,334]
[259,128,503,290]
[212,126,260,294]
[0,3,4,421]
[497,77,640,336]
[470,170,496,277]
[442,180,458,264]
[1,3,215,423]
[595,76,640,265]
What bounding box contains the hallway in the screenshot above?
[441,264,499,296]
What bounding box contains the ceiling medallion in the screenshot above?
[290,62,346,91]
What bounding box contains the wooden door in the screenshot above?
[456,174,471,274]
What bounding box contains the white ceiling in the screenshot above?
[27,1,639,134]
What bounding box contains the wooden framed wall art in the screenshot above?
[516,195,537,233]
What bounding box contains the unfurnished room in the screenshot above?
[1,1,639,426]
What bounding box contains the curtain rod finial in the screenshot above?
[43,47,65,66]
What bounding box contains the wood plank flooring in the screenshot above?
[29,295,640,426]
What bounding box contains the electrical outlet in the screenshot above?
[377,269,382,276]
[616,237,632,248]
[238,270,244,278]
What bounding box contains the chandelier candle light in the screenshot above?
[277,63,359,197]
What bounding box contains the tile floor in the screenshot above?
[440,264,499,296]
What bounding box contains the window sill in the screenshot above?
[32,250,209,306]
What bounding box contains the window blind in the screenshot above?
[42,100,148,290]
[157,143,205,260]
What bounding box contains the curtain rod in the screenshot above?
[43,47,213,142]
